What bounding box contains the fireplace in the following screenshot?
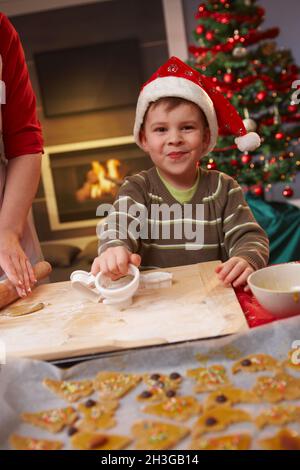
[42,136,152,230]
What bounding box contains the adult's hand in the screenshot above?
[0,229,36,297]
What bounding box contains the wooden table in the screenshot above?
[0,261,248,361]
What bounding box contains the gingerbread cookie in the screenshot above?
[187,365,230,392]
[190,433,251,450]
[71,431,131,450]
[10,434,63,450]
[137,387,171,403]
[255,404,300,429]
[132,420,189,450]
[196,345,242,363]
[143,372,182,390]
[232,354,279,374]
[137,372,182,403]
[6,302,45,317]
[77,399,118,431]
[252,372,300,402]
[43,378,94,403]
[282,347,300,372]
[259,428,300,450]
[193,406,252,436]
[21,406,78,433]
[143,396,202,422]
[204,386,259,409]
[93,371,141,399]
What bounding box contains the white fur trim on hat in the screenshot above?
[133,76,218,156]
[234,132,261,152]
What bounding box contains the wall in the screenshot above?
[0,0,102,16]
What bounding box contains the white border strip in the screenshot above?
[162,0,188,60]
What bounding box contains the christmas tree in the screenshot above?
[189,0,300,198]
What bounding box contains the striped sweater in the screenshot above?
[98,167,269,270]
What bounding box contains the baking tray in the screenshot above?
[0,315,299,450]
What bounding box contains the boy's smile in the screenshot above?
[140,100,210,189]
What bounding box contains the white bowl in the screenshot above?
[248,263,300,318]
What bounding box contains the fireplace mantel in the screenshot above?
[42,135,151,231]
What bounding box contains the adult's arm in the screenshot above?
[0,14,43,295]
[0,154,42,295]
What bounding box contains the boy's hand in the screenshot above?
[215,257,254,292]
[91,246,141,280]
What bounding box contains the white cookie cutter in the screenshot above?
[70,264,173,310]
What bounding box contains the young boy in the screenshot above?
[92,57,269,290]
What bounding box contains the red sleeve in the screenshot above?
[0,13,43,159]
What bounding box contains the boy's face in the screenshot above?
[140,101,210,186]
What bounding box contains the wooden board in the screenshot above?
[0,261,248,361]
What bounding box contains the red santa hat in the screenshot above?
[133,56,261,155]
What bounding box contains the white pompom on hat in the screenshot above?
[133,56,261,155]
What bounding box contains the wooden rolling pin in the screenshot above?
[0,261,52,310]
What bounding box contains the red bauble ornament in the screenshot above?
[196,25,205,35]
[230,159,239,167]
[288,104,297,113]
[207,161,217,170]
[227,91,233,99]
[198,4,206,13]
[205,31,215,41]
[253,186,264,197]
[282,186,294,198]
[267,83,275,91]
[223,72,234,84]
[256,91,267,102]
[275,132,285,140]
[241,154,252,164]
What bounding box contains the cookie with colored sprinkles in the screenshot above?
[252,372,300,402]
[21,407,78,433]
[232,354,279,374]
[43,378,94,403]
[259,428,300,450]
[71,431,131,450]
[93,371,141,399]
[204,386,259,409]
[143,396,202,422]
[282,348,300,372]
[190,433,251,450]
[187,365,230,392]
[132,420,189,450]
[143,372,182,391]
[10,434,63,450]
[192,406,252,436]
[255,404,300,429]
[136,387,168,403]
[77,400,118,431]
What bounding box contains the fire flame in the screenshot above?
[76,158,122,202]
